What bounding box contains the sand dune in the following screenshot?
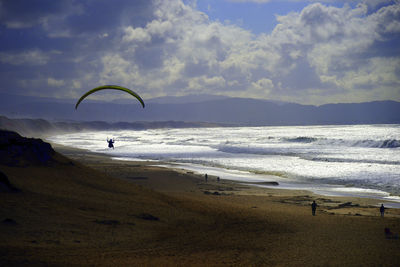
[0,135,399,266]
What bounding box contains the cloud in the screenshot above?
[61,0,400,103]
[121,0,398,103]
[188,76,226,91]
[0,49,49,65]
[122,26,152,43]
[251,78,273,97]
[253,2,400,102]
[0,0,399,104]
[0,0,154,37]
[0,0,81,30]
[226,0,271,3]
[225,0,398,5]
[47,77,65,87]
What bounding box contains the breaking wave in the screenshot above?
[284,137,318,143]
[310,157,400,165]
[282,136,400,148]
[331,139,400,148]
[217,145,286,156]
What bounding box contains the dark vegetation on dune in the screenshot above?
[0,129,55,167]
[0,129,64,192]
[0,170,19,192]
[0,129,63,193]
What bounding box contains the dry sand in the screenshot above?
[1,145,399,266]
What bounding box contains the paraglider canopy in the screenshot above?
[75,85,145,109]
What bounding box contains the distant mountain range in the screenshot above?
[0,115,223,137]
[0,93,399,126]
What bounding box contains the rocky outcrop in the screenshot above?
[0,130,55,166]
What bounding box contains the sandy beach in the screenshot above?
[1,143,400,266]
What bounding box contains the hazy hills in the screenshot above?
[0,93,399,126]
[0,116,225,138]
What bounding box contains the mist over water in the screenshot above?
[49,124,400,203]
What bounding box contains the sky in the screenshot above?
[0,0,399,105]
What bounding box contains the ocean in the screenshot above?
[49,124,400,205]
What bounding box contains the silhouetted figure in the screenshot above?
[311,200,317,216]
[205,173,208,183]
[380,204,385,217]
[217,176,220,182]
[107,138,115,149]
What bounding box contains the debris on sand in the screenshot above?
[2,218,17,225]
[134,213,159,221]
[337,202,360,208]
[93,219,120,226]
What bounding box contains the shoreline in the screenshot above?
[153,161,400,208]
[53,143,400,216]
[53,141,400,210]
[46,124,400,206]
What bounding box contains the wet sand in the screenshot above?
[1,145,399,266]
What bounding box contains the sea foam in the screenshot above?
[49,124,400,201]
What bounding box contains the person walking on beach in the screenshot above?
[205,173,208,183]
[380,204,385,217]
[311,200,317,216]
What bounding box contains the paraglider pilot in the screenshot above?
[107,138,115,149]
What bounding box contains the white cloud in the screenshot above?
[252,78,273,91]
[72,80,82,89]
[188,76,226,90]
[122,26,151,43]
[47,77,65,87]
[2,0,399,105]
[226,0,271,3]
[0,49,50,65]
[88,0,399,104]
[99,54,138,86]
